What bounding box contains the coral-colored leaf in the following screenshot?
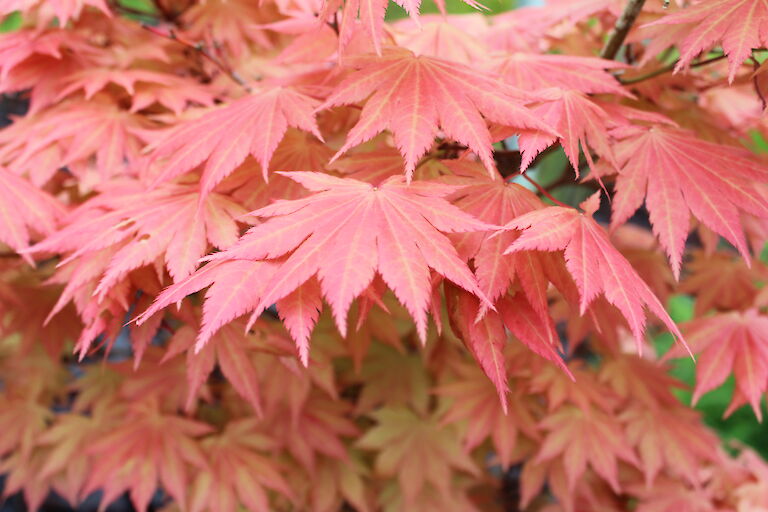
[147,87,322,194]
[502,193,688,356]
[319,49,555,179]
[0,167,64,261]
[666,310,768,420]
[357,407,478,505]
[611,127,768,278]
[206,172,493,352]
[646,0,768,82]
[536,405,638,493]
[494,53,628,95]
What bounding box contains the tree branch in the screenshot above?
[618,53,728,84]
[599,0,646,60]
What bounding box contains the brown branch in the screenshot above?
[600,0,647,60]
[140,24,252,92]
[618,53,728,85]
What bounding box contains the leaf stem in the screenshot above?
[520,172,573,209]
[618,54,728,85]
[600,0,647,60]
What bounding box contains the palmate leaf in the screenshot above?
[209,172,491,356]
[319,48,556,179]
[534,405,639,493]
[446,285,571,412]
[0,0,110,26]
[138,172,492,364]
[0,96,152,184]
[83,397,211,512]
[28,182,245,303]
[55,69,216,115]
[611,126,768,278]
[0,167,64,262]
[666,309,768,420]
[439,360,541,469]
[189,419,293,512]
[319,0,485,55]
[518,89,621,175]
[356,407,478,506]
[146,87,323,195]
[621,404,719,487]
[448,164,545,304]
[501,193,688,356]
[162,323,266,415]
[646,0,768,82]
[493,53,628,95]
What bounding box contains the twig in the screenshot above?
[140,24,253,92]
[521,172,574,209]
[618,53,728,85]
[600,0,647,60]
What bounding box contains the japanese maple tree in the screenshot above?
[2,0,768,510]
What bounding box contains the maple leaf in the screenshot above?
[0,395,51,462]
[666,310,768,420]
[438,361,541,469]
[83,397,211,512]
[305,454,373,512]
[493,53,628,95]
[319,0,484,55]
[679,251,766,315]
[357,407,478,505]
[197,172,493,360]
[146,87,323,194]
[260,387,359,472]
[318,48,555,179]
[445,285,571,410]
[535,404,638,492]
[189,419,293,512]
[599,355,684,410]
[28,182,246,318]
[448,165,545,303]
[162,322,266,414]
[611,127,768,278]
[392,15,490,64]
[181,0,274,56]
[621,404,719,486]
[645,0,768,82]
[0,167,64,261]
[518,89,626,174]
[1,0,110,25]
[501,192,687,355]
[55,69,216,115]
[0,30,90,85]
[0,95,153,184]
[353,343,430,415]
